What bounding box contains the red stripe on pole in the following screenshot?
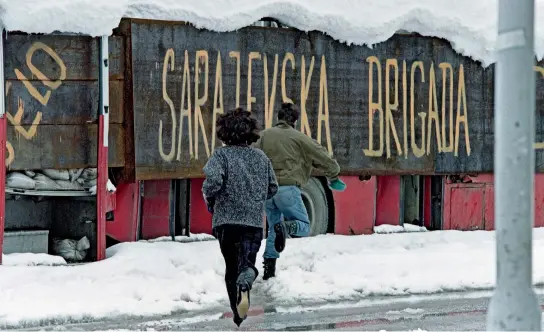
[0,115,6,264]
[97,114,108,260]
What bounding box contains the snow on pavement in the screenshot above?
[374,224,428,234]
[5,0,544,66]
[2,253,67,266]
[0,229,543,327]
[144,233,215,243]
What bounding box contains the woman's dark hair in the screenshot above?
[277,102,299,125]
[216,107,260,146]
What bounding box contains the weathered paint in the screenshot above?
[128,19,544,180]
[106,183,140,242]
[375,176,402,226]
[442,174,544,231]
[140,180,170,239]
[535,177,544,228]
[333,176,375,235]
[189,178,213,234]
[3,34,125,170]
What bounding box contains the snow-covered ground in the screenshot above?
[3,0,544,66]
[143,233,215,243]
[2,253,66,267]
[0,229,543,327]
[374,224,428,234]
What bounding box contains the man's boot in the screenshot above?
[273,220,298,252]
[283,220,298,236]
[263,258,276,280]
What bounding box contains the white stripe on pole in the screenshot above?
[99,36,109,147]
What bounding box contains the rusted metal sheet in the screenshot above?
[129,20,544,180]
[3,33,126,170]
[6,124,124,170]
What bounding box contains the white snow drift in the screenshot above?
[3,0,544,66]
[0,229,544,327]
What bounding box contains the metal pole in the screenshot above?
[96,35,109,260]
[0,29,7,265]
[487,0,541,330]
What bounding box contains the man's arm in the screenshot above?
[304,137,340,180]
[253,131,264,150]
[267,159,279,199]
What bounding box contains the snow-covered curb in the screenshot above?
[2,253,67,266]
[374,224,428,234]
[142,233,215,243]
[1,229,544,327]
[5,0,544,66]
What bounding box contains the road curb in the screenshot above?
[220,306,266,319]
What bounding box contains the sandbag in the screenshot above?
[77,177,97,189]
[80,168,98,181]
[43,169,70,181]
[52,236,90,262]
[6,172,35,189]
[24,170,36,178]
[55,180,84,191]
[69,169,84,182]
[34,174,61,190]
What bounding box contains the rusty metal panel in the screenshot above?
[3,34,126,170]
[129,21,541,179]
[6,124,124,170]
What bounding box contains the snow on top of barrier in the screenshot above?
[2,0,544,66]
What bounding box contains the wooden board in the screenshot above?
[6,124,125,170]
[2,33,126,169]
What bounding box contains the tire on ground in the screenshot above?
[300,177,329,236]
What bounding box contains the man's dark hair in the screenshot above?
[216,107,260,146]
[277,102,299,125]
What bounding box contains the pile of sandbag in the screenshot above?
[52,236,91,262]
[6,168,98,192]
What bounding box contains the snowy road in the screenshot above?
[6,228,544,328]
[22,291,544,331]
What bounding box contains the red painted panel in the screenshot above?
[483,174,544,228]
[140,180,170,239]
[443,174,544,230]
[333,176,375,235]
[423,176,432,228]
[535,175,544,227]
[447,185,485,230]
[484,185,495,230]
[189,178,213,234]
[468,174,494,184]
[375,176,401,226]
[106,183,140,242]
